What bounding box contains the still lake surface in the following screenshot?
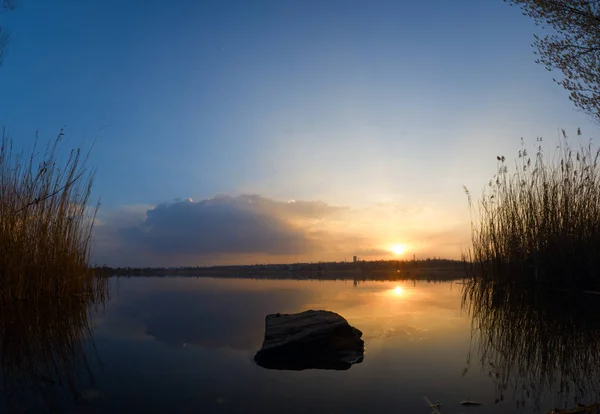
[2,275,598,413]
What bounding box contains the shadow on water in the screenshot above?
[462,278,600,412]
[0,286,108,413]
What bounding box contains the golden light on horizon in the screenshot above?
[390,244,407,255]
[393,286,404,296]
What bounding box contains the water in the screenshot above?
[1,275,599,413]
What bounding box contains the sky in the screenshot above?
[0,0,596,266]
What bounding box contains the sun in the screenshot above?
[390,244,407,255]
[393,286,404,296]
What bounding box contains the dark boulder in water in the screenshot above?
[254,310,364,371]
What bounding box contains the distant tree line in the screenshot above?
[95,258,466,277]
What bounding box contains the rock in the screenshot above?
[254,310,364,370]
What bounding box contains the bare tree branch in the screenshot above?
[507,0,600,122]
[0,0,16,66]
[1,1,15,11]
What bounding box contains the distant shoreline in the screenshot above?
[95,259,466,282]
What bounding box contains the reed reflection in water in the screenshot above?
[0,280,108,413]
[462,279,600,412]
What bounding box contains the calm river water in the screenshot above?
[1,275,598,413]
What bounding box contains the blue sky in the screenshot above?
[0,1,595,266]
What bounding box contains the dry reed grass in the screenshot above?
[0,128,106,301]
[465,129,600,289]
[0,128,108,411]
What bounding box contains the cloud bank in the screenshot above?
[92,194,469,267]
[118,195,324,255]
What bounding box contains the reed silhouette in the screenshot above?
[0,129,101,301]
[463,278,600,412]
[0,285,107,412]
[465,130,600,290]
[0,129,108,411]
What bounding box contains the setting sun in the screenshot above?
[393,286,404,296]
[390,244,407,255]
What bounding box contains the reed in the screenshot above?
[0,129,105,301]
[465,130,600,289]
[0,290,106,411]
[462,279,600,411]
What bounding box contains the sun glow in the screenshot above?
[390,244,407,255]
[393,286,404,296]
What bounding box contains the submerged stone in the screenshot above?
[254,310,364,370]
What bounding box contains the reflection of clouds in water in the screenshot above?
[290,281,462,347]
[379,325,429,340]
[353,314,428,341]
[99,287,312,351]
[306,283,458,313]
[92,311,154,342]
[94,278,462,359]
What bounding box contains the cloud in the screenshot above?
[92,194,469,267]
[93,195,353,266]
[353,248,390,257]
[118,195,316,255]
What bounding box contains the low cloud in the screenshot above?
[92,194,469,267]
[93,195,352,266]
[118,195,318,255]
[353,248,390,257]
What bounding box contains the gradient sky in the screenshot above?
[0,0,595,266]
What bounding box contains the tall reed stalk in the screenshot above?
[465,130,600,289]
[0,129,105,301]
